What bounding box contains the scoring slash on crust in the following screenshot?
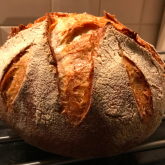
[122,56,153,119]
[0,47,31,111]
[49,13,108,125]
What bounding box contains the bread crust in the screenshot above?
[0,12,165,158]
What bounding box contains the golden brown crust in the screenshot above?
[49,13,109,125]
[8,25,27,39]
[59,36,94,125]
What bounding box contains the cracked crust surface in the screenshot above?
[0,12,165,158]
[49,13,108,125]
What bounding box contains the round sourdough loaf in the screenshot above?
[0,12,165,158]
